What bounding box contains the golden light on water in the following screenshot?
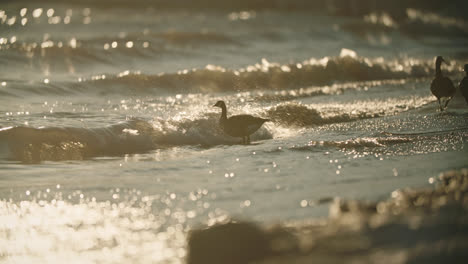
[0,197,187,264]
[228,11,256,21]
[0,2,467,263]
[7,16,16,26]
[46,8,54,17]
[32,8,42,18]
[0,184,234,263]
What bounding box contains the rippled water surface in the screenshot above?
[1,1,467,263]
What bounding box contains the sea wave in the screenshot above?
[150,112,273,147]
[9,0,466,18]
[0,30,238,80]
[254,79,412,102]
[83,54,439,93]
[288,130,467,156]
[264,94,434,126]
[290,136,413,151]
[0,114,274,162]
[0,120,156,162]
[1,30,237,56]
[342,8,468,40]
[1,53,452,97]
[0,91,438,162]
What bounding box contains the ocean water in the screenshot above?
[0,1,467,263]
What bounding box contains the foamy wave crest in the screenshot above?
[254,79,410,102]
[0,120,155,163]
[0,115,273,162]
[83,54,437,94]
[150,113,272,146]
[265,95,434,127]
[290,136,413,151]
[265,103,325,126]
[1,54,458,96]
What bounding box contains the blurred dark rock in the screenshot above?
[187,169,468,264]
[187,222,270,264]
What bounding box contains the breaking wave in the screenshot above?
[82,54,438,93]
[264,94,434,127]
[0,120,156,163]
[2,53,453,97]
[0,114,273,162]
[0,90,437,162]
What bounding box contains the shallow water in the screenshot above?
[1,1,468,263]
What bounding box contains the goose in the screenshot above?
[460,64,468,104]
[213,100,269,144]
[430,56,456,111]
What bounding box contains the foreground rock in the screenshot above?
[187,169,468,264]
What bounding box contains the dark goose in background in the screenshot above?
[430,56,456,111]
[460,64,468,104]
[213,101,269,144]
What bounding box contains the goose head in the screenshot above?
[464,64,468,73]
[436,56,446,66]
[213,100,226,108]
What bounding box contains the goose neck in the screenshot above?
[435,61,442,77]
[220,105,227,121]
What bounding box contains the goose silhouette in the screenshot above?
[430,56,456,111]
[460,64,468,105]
[214,101,269,144]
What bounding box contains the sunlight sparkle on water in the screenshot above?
[0,197,186,264]
[32,8,42,18]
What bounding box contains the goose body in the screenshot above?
[430,56,456,111]
[214,101,269,144]
[460,64,468,104]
